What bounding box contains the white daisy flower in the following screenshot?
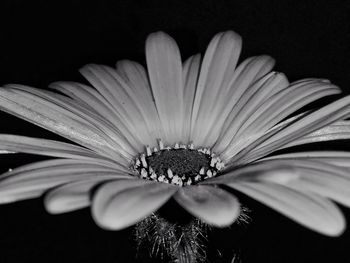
[0,31,350,247]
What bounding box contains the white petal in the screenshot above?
[0,87,126,162]
[262,151,350,168]
[79,64,153,151]
[232,95,350,165]
[0,134,101,160]
[206,161,299,185]
[91,179,178,230]
[13,84,136,160]
[237,79,340,137]
[0,159,126,204]
[50,81,139,157]
[256,158,350,207]
[227,181,345,236]
[215,71,287,154]
[116,60,164,141]
[280,120,350,149]
[206,55,275,149]
[182,54,201,142]
[191,31,242,146]
[50,81,125,126]
[44,177,122,214]
[146,32,183,144]
[174,185,240,227]
[221,79,340,161]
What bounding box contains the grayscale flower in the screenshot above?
[0,31,350,238]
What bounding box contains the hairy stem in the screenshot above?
[134,213,208,263]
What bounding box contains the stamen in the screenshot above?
[158,139,164,150]
[140,154,148,168]
[146,146,152,156]
[167,168,174,178]
[210,157,217,167]
[132,140,224,186]
[141,168,148,178]
[206,170,213,178]
[171,175,183,186]
[179,144,187,149]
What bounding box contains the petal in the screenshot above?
[10,84,137,160]
[50,81,125,127]
[0,87,127,162]
[174,185,240,227]
[91,179,178,230]
[50,81,139,157]
[182,54,201,142]
[257,157,350,207]
[280,120,350,149]
[44,176,124,214]
[206,161,299,186]
[0,159,126,204]
[0,134,103,160]
[237,79,340,138]
[221,79,340,161]
[262,151,350,168]
[227,181,345,236]
[205,55,275,149]
[116,60,164,141]
[191,31,242,146]
[146,32,184,144]
[215,71,287,154]
[80,64,156,152]
[232,95,350,165]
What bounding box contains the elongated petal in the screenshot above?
[50,81,125,127]
[205,56,275,149]
[146,32,183,144]
[116,60,164,141]
[227,181,345,236]
[262,151,350,168]
[8,84,138,160]
[50,81,140,157]
[222,80,340,160]
[0,134,102,160]
[233,95,350,165]
[80,64,156,151]
[92,179,178,230]
[215,72,288,154]
[44,176,125,214]
[0,159,127,204]
[236,80,339,139]
[182,54,201,142]
[222,114,306,164]
[0,87,126,162]
[174,185,240,227]
[256,158,350,207]
[206,161,299,185]
[191,31,242,146]
[280,120,350,149]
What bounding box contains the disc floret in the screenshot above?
[132,140,224,186]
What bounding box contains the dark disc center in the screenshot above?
[146,149,210,179]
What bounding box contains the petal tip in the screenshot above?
[146,31,176,46]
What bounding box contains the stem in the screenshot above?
[134,214,208,263]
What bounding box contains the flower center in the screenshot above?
[132,140,224,186]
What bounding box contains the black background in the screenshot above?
[0,0,350,262]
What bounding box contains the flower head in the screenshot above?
[1,31,350,239]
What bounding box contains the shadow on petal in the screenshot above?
[91,179,178,230]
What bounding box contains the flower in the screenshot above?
[0,31,350,238]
